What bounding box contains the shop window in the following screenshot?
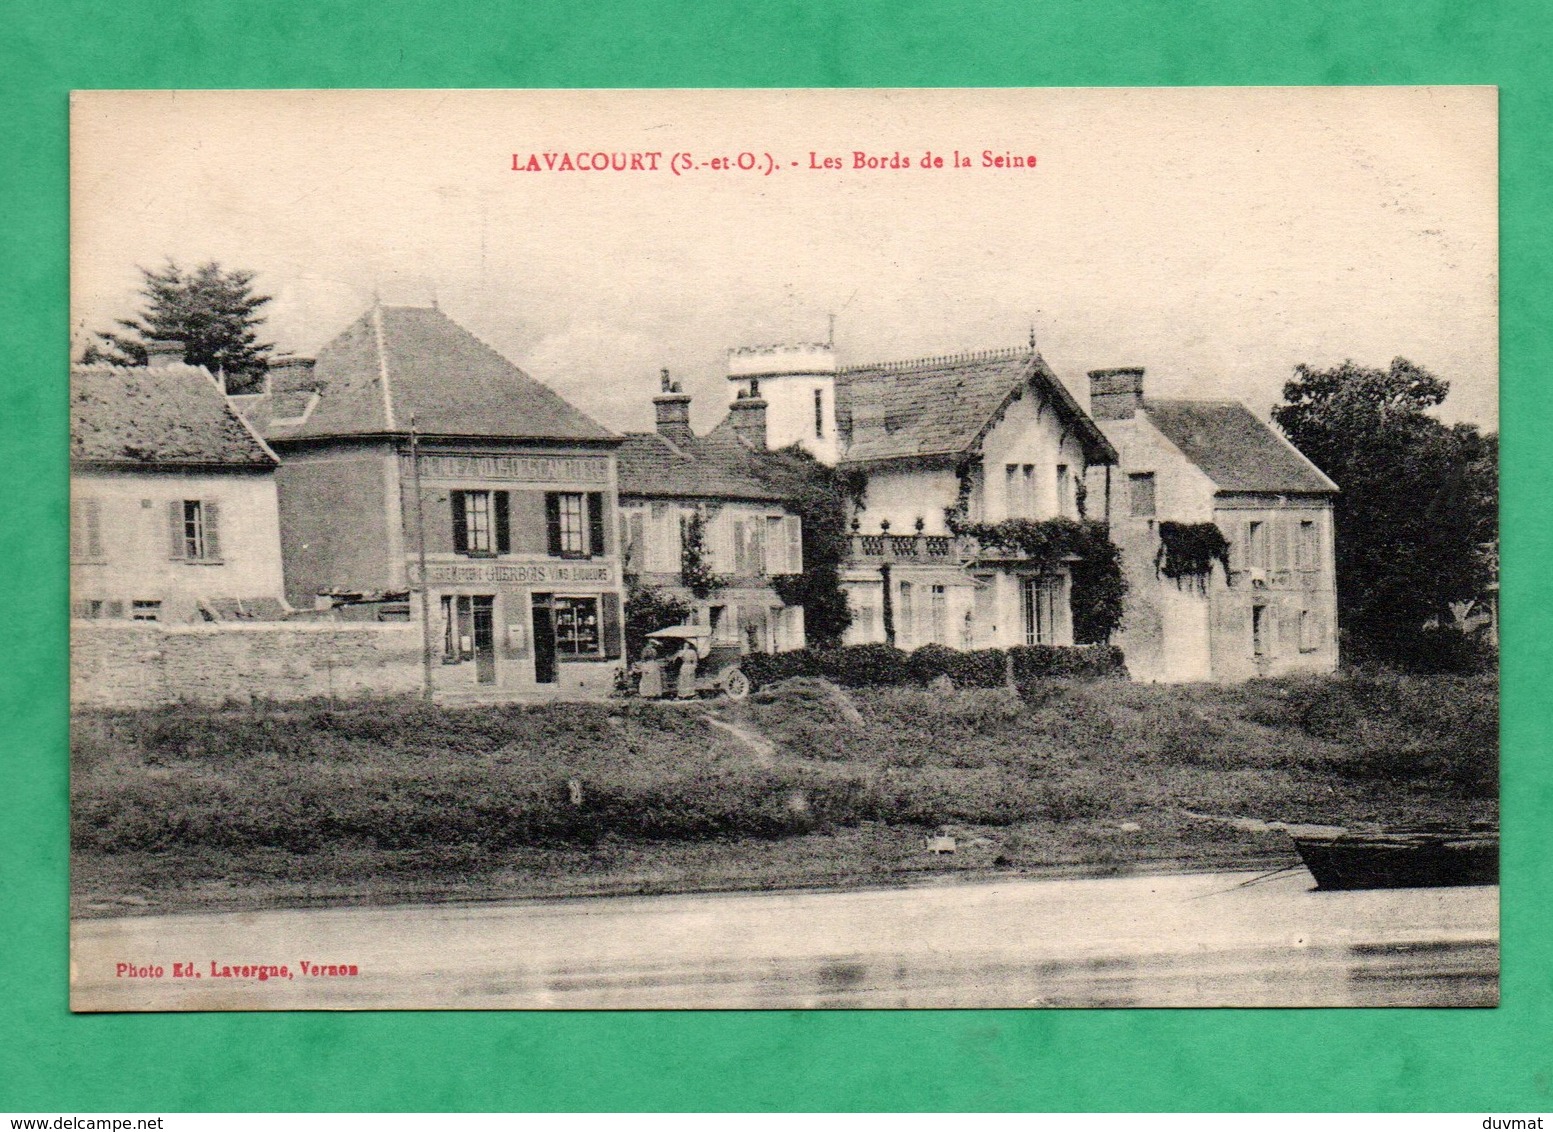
[553,596,602,657]
[452,490,510,556]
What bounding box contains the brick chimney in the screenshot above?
[1088,367,1145,421]
[728,379,768,450]
[653,368,695,447]
[145,339,184,367]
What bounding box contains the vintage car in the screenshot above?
[644,625,753,700]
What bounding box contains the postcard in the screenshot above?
[68,87,1498,1010]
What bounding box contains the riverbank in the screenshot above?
[71,672,1497,918]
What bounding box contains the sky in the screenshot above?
[70,87,1498,434]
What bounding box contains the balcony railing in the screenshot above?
[848,533,967,561]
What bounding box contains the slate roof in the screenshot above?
[1144,399,1338,494]
[834,348,1115,467]
[616,428,796,502]
[269,305,615,444]
[71,363,278,468]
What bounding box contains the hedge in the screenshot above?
[741,643,1126,690]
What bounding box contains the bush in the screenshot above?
[1010,644,1127,684]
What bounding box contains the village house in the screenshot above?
[236,303,627,701]
[1084,367,1340,682]
[615,372,807,654]
[718,343,1118,651]
[70,344,288,625]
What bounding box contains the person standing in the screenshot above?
[674,638,700,700]
[636,639,664,699]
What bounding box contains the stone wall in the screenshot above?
[71,621,425,707]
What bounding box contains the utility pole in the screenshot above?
[409,414,434,703]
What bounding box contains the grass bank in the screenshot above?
[71,672,1497,916]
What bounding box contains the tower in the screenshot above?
[725,343,839,464]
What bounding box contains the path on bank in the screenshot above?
[72,868,1498,1011]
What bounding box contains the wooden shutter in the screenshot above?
[167,501,186,560]
[69,502,85,560]
[1272,520,1290,571]
[587,492,606,557]
[601,590,622,659]
[494,491,511,554]
[450,492,468,554]
[733,519,748,575]
[203,501,221,560]
[545,493,562,556]
[785,515,802,574]
[85,500,102,558]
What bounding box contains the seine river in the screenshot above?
[71,868,1498,1011]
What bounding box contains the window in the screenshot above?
[624,510,645,571]
[71,599,106,620]
[1296,520,1318,570]
[131,599,162,622]
[1056,465,1071,518]
[930,584,948,645]
[1247,520,1269,571]
[441,595,473,661]
[1128,473,1156,518]
[1021,576,1059,645]
[814,388,825,438]
[70,499,104,561]
[545,492,605,558]
[451,490,510,556]
[1299,609,1320,653]
[553,596,602,657]
[1252,604,1269,657]
[897,582,914,648]
[168,499,221,562]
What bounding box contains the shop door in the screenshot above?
[472,595,496,684]
[531,593,557,684]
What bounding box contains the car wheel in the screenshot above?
[723,668,751,701]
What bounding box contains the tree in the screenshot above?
[763,445,861,648]
[80,261,274,392]
[1273,358,1498,668]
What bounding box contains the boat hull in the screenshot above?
[1293,833,1498,891]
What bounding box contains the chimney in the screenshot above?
[1088,367,1145,421]
[145,339,184,367]
[268,355,318,393]
[653,368,695,447]
[728,379,768,450]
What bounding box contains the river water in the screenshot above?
[71,869,1498,1010]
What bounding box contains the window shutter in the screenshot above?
[203,501,221,561]
[601,590,623,659]
[786,515,802,574]
[86,500,103,558]
[494,491,511,554]
[451,491,468,555]
[70,502,85,560]
[1272,520,1290,571]
[545,493,562,556]
[587,492,606,557]
[733,520,748,575]
[167,501,186,560]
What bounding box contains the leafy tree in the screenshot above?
[1273,357,1498,667]
[764,445,862,648]
[80,261,274,392]
[623,580,692,661]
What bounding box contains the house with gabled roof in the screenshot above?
[718,342,1118,652]
[1084,367,1339,682]
[238,303,627,701]
[70,344,288,624]
[615,371,807,655]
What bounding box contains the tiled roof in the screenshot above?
[269,305,615,443]
[835,349,1115,466]
[616,429,794,501]
[71,363,278,468]
[1145,399,1338,494]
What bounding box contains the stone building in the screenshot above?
[719,343,1118,650]
[70,346,287,625]
[616,372,807,654]
[239,303,627,701]
[1084,367,1340,682]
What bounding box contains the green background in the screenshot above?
[3,0,1548,1112]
